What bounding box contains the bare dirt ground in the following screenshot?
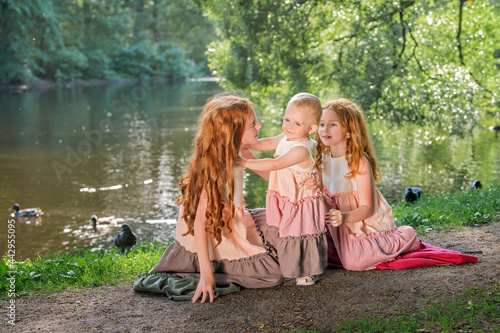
[2,220,499,332]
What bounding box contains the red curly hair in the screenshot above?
[315,98,381,182]
[176,93,254,245]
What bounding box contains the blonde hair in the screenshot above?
[287,92,322,125]
[315,98,381,182]
[177,93,254,245]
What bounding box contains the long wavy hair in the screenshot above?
[176,93,254,245]
[315,98,381,182]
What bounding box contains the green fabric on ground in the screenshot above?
[133,272,241,301]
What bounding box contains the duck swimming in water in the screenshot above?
[91,215,117,227]
[91,215,124,232]
[9,203,43,217]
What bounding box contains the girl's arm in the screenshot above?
[242,146,311,172]
[240,148,270,181]
[326,156,376,226]
[191,195,216,303]
[244,133,285,151]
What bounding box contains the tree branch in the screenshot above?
[407,26,439,81]
[392,9,407,69]
[456,0,466,66]
[456,0,492,94]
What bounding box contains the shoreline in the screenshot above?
[0,76,218,93]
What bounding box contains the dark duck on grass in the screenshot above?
[489,125,500,138]
[470,180,483,190]
[9,203,43,217]
[114,224,137,253]
[404,187,423,203]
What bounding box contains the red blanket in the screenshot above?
[375,241,478,269]
[326,237,478,270]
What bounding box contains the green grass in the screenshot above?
[392,184,500,234]
[308,284,500,333]
[0,242,170,297]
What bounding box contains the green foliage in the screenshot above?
[153,41,189,80]
[0,0,61,83]
[393,184,500,233]
[0,0,216,84]
[201,0,500,135]
[0,242,170,297]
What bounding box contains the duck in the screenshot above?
[489,125,500,138]
[9,203,43,217]
[404,187,423,203]
[91,215,117,228]
[114,224,137,253]
[469,180,483,190]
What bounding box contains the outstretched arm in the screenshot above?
[244,133,285,151]
[326,157,376,226]
[240,148,270,181]
[191,196,216,303]
[242,146,311,172]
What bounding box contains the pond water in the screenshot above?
[1,80,498,260]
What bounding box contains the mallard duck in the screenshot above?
[404,187,423,203]
[9,203,43,217]
[114,224,137,253]
[91,215,117,228]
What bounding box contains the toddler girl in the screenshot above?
[242,93,327,285]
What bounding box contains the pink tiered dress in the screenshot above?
[322,154,420,270]
[266,136,327,278]
[148,165,283,288]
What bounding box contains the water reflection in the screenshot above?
[0,81,498,260]
[0,81,223,259]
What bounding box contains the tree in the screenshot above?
[200,0,500,134]
[0,0,217,84]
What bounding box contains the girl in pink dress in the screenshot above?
[242,93,327,285]
[137,94,283,303]
[315,98,420,270]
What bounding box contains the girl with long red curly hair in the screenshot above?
[138,94,283,303]
[315,98,420,270]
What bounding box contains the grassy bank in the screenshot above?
[1,184,499,297]
[312,285,500,332]
[393,184,500,233]
[0,242,170,297]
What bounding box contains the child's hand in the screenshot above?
[192,276,217,303]
[304,170,320,191]
[326,209,343,227]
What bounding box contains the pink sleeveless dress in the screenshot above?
[322,154,420,270]
[266,136,327,278]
